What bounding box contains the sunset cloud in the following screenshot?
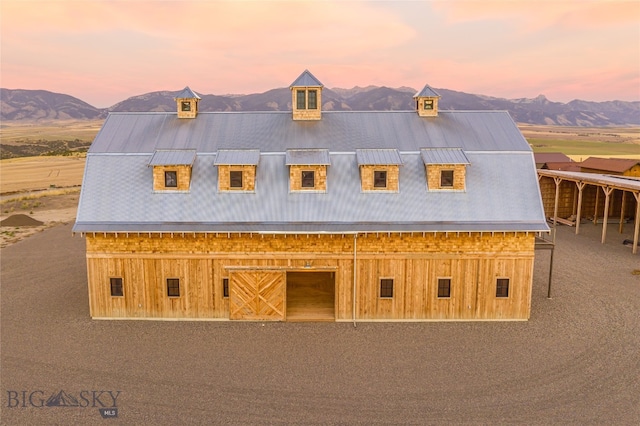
[1,0,637,107]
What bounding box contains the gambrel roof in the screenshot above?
[74,110,548,234]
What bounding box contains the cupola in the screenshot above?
[290,70,323,121]
[175,86,201,119]
[414,84,440,117]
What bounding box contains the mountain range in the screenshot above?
[1,86,638,126]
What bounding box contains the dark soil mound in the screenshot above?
[0,214,44,227]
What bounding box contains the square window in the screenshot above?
[308,90,317,109]
[230,171,243,188]
[167,278,180,297]
[110,277,123,297]
[424,99,434,110]
[437,278,451,298]
[181,101,191,111]
[296,90,306,109]
[165,171,178,188]
[223,278,229,298]
[301,171,315,188]
[380,279,394,298]
[374,170,387,188]
[440,170,454,187]
[496,278,510,298]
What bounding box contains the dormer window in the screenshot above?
[421,148,470,191]
[214,150,260,192]
[286,149,330,192]
[440,170,454,187]
[230,171,243,188]
[414,84,441,117]
[356,149,402,192]
[302,171,315,187]
[149,149,197,192]
[290,70,323,120]
[165,171,178,188]
[174,86,200,119]
[374,171,387,188]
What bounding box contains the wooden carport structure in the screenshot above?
[537,170,640,254]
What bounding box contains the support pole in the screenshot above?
[601,187,613,244]
[353,234,358,327]
[575,182,585,235]
[553,177,562,243]
[619,191,626,234]
[547,246,555,299]
[633,193,640,255]
[594,188,599,225]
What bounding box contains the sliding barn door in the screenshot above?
[229,271,286,321]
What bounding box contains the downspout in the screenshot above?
[353,233,358,327]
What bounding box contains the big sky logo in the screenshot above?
[6,390,121,418]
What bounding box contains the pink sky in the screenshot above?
[1,0,638,108]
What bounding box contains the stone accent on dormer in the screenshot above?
[290,70,323,121]
[148,150,197,192]
[414,85,441,117]
[175,86,201,119]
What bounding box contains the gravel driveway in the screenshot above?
[1,222,639,425]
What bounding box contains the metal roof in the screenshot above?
[148,149,196,166]
[414,85,441,98]
[76,108,547,234]
[214,150,260,165]
[88,110,531,154]
[285,149,331,165]
[356,149,403,165]
[580,157,640,173]
[421,148,470,165]
[174,86,201,99]
[74,151,548,233]
[290,70,323,87]
[537,169,640,191]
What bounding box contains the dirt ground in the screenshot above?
[1,215,639,424]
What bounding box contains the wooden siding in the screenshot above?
[229,271,285,320]
[359,165,400,192]
[176,98,198,119]
[289,165,327,192]
[426,164,466,190]
[539,176,637,220]
[152,165,192,191]
[85,232,535,321]
[217,165,256,191]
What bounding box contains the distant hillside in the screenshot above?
[2,87,639,126]
[0,88,106,120]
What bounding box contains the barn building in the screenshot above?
[73,70,549,322]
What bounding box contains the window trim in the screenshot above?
[301,170,315,188]
[167,278,181,298]
[496,278,510,298]
[229,170,243,188]
[440,169,454,188]
[110,277,124,297]
[379,278,394,298]
[164,170,178,188]
[437,277,451,298]
[296,90,306,109]
[308,90,317,109]
[222,278,229,298]
[373,170,387,188]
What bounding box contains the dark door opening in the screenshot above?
[286,271,335,321]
